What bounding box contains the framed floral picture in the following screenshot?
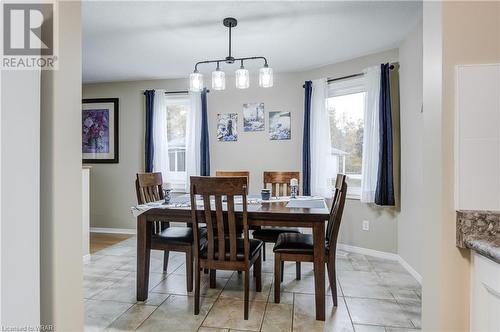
[82,98,119,163]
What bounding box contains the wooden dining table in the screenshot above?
[135,198,331,321]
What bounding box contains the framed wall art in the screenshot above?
[82,98,119,163]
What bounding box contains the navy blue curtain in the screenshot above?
[144,90,155,172]
[200,88,210,176]
[302,81,312,196]
[375,64,395,206]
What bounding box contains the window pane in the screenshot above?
[166,97,189,174]
[177,150,185,172]
[167,104,188,147]
[327,92,365,196]
[168,151,176,171]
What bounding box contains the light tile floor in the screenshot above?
[84,236,421,332]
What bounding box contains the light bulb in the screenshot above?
[235,67,249,89]
[259,65,273,88]
[189,71,203,92]
[212,69,225,90]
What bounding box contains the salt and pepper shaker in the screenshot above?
[163,182,173,204]
[290,178,298,199]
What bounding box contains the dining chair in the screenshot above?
[135,172,206,292]
[252,171,302,278]
[216,171,258,233]
[272,174,347,306]
[190,176,263,320]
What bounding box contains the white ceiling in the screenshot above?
[82,1,422,83]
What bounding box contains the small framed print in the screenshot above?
[82,98,119,163]
[269,111,291,140]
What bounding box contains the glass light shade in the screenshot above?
[235,68,250,89]
[211,69,226,90]
[259,66,273,88]
[189,72,204,92]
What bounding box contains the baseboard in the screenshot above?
[338,243,422,285]
[90,227,136,235]
[338,243,400,261]
[83,254,91,263]
[397,256,423,284]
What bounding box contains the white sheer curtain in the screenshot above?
[311,78,337,197]
[360,66,381,202]
[152,90,170,179]
[184,91,202,191]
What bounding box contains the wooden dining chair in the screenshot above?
[273,174,347,306]
[252,171,302,274]
[136,172,206,292]
[216,171,258,232]
[263,171,300,197]
[190,176,263,320]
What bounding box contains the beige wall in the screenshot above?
[398,20,423,275]
[422,1,500,330]
[40,1,84,330]
[83,49,401,253]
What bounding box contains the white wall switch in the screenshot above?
[362,220,370,231]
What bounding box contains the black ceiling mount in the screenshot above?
[223,17,237,28]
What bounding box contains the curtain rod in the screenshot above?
[163,89,210,94]
[142,89,210,94]
[327,63,398,84]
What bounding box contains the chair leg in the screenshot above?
[194,260,200,315]
[163,250,169,272]
[274,253,281,303]
[262,243,266,261]
[255,253,262,292]
[244,270,250,320]
[296,262,301,280]
[281,261,284,282]
[327,261,338,306]
[203,268,208,274]
[209,269,216,288]
[186,249,193,292]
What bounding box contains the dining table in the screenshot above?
[133,195,331,321]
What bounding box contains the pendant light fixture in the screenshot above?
[189,17,273,92]
[235,61,249,89]
[212,62,225,90]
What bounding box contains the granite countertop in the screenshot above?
[456,210,500,264]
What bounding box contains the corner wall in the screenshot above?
[398,20,423,275]
[40,1,84,330]
[1,70,41,327]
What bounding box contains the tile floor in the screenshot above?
[84,236,421,332]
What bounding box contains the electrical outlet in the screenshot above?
[362,220,370,231]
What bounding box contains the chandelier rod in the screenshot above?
[228,22,232,60]
[194,56,268,72]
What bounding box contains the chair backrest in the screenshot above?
[136,172,164,204]
[190,176,249,265]
[326,174,348,255]
[216,171,250,190]
[215,171,250,178]
[263,171,300,197]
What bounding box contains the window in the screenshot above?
[165,94,190,190]
[327,77,365,198]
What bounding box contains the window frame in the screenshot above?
[327,76,366,200]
